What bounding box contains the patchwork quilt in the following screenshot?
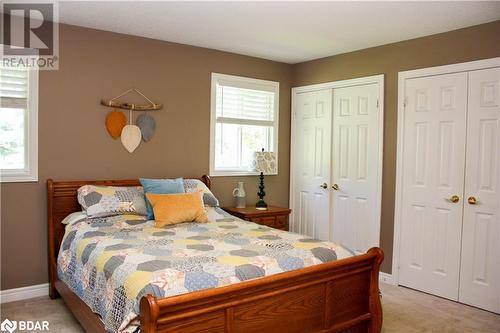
[57,208,354,333]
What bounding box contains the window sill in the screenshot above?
[210,170,278,177]
[0,171,38,183]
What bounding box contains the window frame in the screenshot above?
[209,73,279,177]
[0,65,39,183]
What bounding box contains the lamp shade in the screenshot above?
[250,151,277,174]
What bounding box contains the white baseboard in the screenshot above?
[379,272,395,285]
[0,283,49,304]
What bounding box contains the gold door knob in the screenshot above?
[468,196,477,205]
[448,195,460,203]
[331,184,339,190]
[320,183,328,189]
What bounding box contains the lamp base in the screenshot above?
[255,199,268,210]
[256,171,268,210]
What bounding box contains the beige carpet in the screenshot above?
[380,283,500,333]
[1,283,499,332]
[0,296,84,333]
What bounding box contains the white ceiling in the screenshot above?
[57,1,500,64]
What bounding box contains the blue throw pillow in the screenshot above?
[140,177,185,220]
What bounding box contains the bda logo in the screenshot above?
[0,319,17,333]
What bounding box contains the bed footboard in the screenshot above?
[140,247,383,333]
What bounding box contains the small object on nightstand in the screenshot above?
[249,149,277,210]
[222,206,291,231]
[232,181,246,208]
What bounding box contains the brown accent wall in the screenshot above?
[292,20,500,273]
[1,20,499,290]
[0,24,292,290]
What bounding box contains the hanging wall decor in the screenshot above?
[136,113,156,142]
[105,109,127,139]
[101,88,162,152]
[101,88,162,111]
[121,123,142,153]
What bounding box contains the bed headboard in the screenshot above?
[47,175,211,298]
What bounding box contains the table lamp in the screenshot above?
[250,149,277,210]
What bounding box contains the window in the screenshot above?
[0,65,38,182]
[210,73,279,176]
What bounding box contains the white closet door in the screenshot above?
[398,73,467,300]
[459,67,500,314]
[331,84,381,253]
[291,89,332,239]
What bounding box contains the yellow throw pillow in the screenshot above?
[146,192,208,227]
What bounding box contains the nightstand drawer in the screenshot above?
[250,216,276,226]
[222,206,291,231]
[276,215,289,230]
[250,215,288,231]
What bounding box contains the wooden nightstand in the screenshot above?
[222,206,292,231]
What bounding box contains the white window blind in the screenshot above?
[216,85,275,124]
[210,73,279,176]
[0,67,29,108]
[0,65,38,182]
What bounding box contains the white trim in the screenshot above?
[0,283,48,304]
[291,74,384,94]
[393,57,500,286]
[395,57,500,81]
[289,74,384,247]
[289,90,297,231]
[379,272,395,285]
[210,170,265,177]
[0,66,39,183]
[215,117,275,127]
[209,73,279,177]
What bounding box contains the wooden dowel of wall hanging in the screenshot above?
[100,99,163,111]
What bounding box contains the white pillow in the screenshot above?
[206,206,225,221]
[183,179,219,207]
[61,211,87,225]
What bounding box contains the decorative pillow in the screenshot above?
[183,179,219,207]
[205,206,228,222]
[140,177,185,219]
[77,185,147,218]
[146,192,208,227]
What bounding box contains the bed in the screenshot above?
[48,176,383,333]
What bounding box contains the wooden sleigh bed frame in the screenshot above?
[47,176,384,333]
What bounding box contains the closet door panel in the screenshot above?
[291,90,332,240]
[460,67,500,314]
[398,73,467,300]
[331,84,380,253]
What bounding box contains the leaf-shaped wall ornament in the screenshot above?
[136,113,156,142]
[121,125,142,153]
[105,110,126,139]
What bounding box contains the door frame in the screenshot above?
[290,74,385,245]
[393,57,500,286]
